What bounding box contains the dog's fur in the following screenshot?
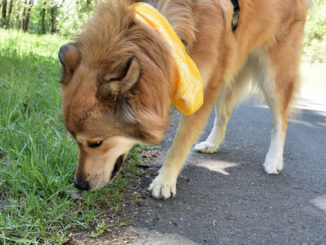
[58,0,307,198]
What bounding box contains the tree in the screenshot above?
[41,1,46,33]
[21,0,33,32]
[0,0,96,33]
[6,0,14,28]
[40,0,57,34]
[1,0,7,27]
[50,1,56,33]
[21,0,27,31]
[2,0,7,19]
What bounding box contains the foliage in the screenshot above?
[303,0,326,62]
[56,0,99,37]
[1,0,326,48]
[0,0,97,35]
[0,29,144,244]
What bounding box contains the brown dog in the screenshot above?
[58,0,308,199]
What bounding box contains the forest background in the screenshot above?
[0,0,325,64]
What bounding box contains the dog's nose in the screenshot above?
[74,179,90,191]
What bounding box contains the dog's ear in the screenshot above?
[58,43,81,82]
[104,56,141,95]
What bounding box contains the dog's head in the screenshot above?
[58,1,172,191]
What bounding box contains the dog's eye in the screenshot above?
[87,141,103,148]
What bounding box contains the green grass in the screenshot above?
[0,30,144,244]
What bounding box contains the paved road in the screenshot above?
[123,94,326,245]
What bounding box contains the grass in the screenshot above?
[0,29,144,244]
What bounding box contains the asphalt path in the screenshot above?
[122,93,326,245]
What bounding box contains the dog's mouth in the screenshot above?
[110,154,125,181]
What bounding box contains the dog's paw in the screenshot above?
[148,175,176,199]
[194,141,217,153]
[263,158,283,174]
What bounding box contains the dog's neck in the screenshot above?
[140,0,197,50]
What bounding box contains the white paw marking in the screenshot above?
[194,141,217,153]
[148,174,176,199]
[263,157,283,175]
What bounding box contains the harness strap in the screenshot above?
[231,0,240,32]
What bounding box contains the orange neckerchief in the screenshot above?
[133,2,203,115]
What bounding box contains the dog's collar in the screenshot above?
[133,2,203,115]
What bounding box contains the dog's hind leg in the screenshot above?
[259,75,287,175]
[255,21,304,174]
[194,61,253,153]
[193,86,234,153]
[149,86,220,199]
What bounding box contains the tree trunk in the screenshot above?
[2,0,7,19]
[22,0,33,32]
[5,0,14,28]
[41,6,46,33]
[21,0,27,31]
[50,6,55,33]
[1,0,7,28]
[8,0,13,17]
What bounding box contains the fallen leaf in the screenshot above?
[213,219,218,227]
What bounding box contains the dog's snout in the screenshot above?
[74,179,90,191]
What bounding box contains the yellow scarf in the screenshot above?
[133,3,203,115]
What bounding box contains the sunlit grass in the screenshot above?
[0,29,143,244]
[300,62,326,95]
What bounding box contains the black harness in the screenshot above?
[231,0,240,32]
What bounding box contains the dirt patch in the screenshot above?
[65,158,160,245]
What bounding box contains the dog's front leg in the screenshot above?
[149,88,219,199]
